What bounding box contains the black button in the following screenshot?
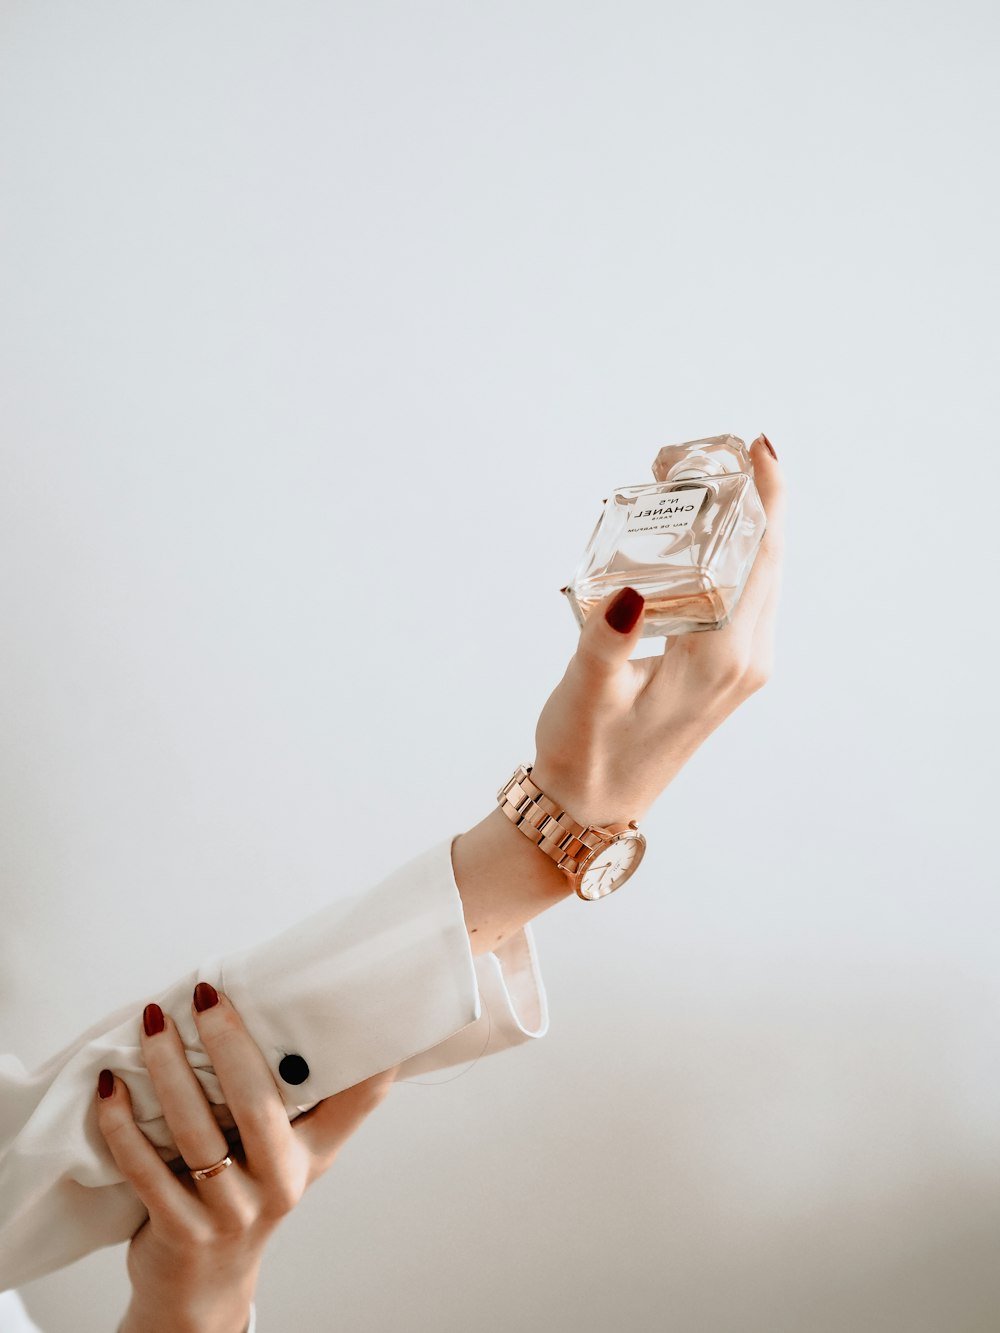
[278,1054,310,1085]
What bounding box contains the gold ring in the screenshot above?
[189,1154,233,1181]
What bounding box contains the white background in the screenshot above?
[2,2,998,1330]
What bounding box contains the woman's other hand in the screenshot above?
[96,986,396,1333]
[532,434,785,825]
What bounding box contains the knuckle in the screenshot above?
[98,1114,133,1146]
[201,1003,244,1042]
[742,663,771,695]
[183,1218,216,1249]
[154,1213,190,1248]
[98,1106,135,1142]
[215,1198,258,1238]
[696,645,776,698]
[196,1017,251,1066]
[571,641,609,680]
[261,1180,299,1220]
[703,655,747,693]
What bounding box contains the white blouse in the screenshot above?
[0,1292,252,1332]
[0,834,548,1313]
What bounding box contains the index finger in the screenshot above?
[294,1067,398,1179]
[685,434,786,669]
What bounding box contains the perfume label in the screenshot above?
[625,487,708,534]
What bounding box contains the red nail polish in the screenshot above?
[605,587,644,634]
[98,1069,114,1099]
[193,982,219,1012]
[761,433,778,461]
[143,1003,164,1036]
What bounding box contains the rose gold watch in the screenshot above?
[496,764,646,901]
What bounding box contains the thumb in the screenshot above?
[572,586,646,677]
[295,1066,398,1168]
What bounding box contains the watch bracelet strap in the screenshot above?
[496,764,610,878]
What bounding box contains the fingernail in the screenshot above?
[143,1003,164,1037]
[98,1069,114,1099]
[193,982,219,1012]
[761,433,778,461]
[605,586,644,634]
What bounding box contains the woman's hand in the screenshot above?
[532,434,785,826]
[96,985,397,1333]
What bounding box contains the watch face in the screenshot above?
[578,832,646,901]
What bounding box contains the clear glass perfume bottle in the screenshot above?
[562,434,767,638]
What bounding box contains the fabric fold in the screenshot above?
[0,835,547,1291]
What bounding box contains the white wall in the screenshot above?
[2,2,997,1329]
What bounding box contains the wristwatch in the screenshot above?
[496,764,646,901]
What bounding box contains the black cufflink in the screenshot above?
[278,1053,310,1086]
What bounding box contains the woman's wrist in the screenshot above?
[120,1281,256,1333]
[120,1252,260,1333]
[452,791,573,956]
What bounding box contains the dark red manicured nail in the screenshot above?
[98,1069,114,1099]
[143,1003,164,1037]
[761,433,778,461]
[605,587,644,634]
[193,982,219,1012]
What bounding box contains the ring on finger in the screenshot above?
[189,1153,234,1182]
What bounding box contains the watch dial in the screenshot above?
[579,834,644,901]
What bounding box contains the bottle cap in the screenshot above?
[651,433,751,483]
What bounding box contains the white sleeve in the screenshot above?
[0,835,547,1292]
[0,1290,45,1333]
[0,1292,253,1333]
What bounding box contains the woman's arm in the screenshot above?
[0,437,784,1293]
[455,435,784,947]
[0,837,544,1292]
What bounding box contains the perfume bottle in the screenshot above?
[562,433,767,638]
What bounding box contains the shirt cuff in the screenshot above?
[397,902,548,1079]
[126,833,487,1147]
[0,832,549,1289]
